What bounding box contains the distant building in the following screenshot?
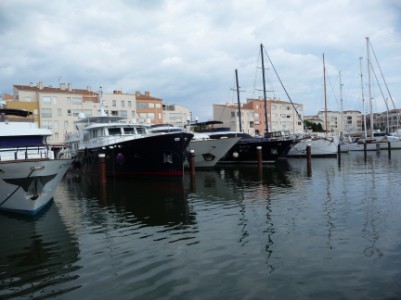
[11,82,98,144]
[213,97,304,136]
[135,91,163,124]
[9,82,190,144]
[162,103,191,126]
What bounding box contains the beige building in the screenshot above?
[162,103,191,126]
[213,103,256,135]
[9,82,190,144]
[213,98,304,136]
[315,110,363,134]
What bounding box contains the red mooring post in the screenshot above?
[99,153,106,184]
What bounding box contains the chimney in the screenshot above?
[60,83,66,90]
[145,91,150,97]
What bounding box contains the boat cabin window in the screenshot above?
[136,127,146,134]
[90,128,105,139]
[108,127,122,135]
[123,127,134,134]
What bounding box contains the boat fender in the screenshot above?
[233,152,239,158]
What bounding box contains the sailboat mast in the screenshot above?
[366,37,374,137]
[323,54,328,133]
[359,57,367,137]
[261,44,269,136]
[339,71,344,140]
[235,69,243,132]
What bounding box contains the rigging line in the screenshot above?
[370,63,390,111]
[368,39,396,109]
[262,46,304,126]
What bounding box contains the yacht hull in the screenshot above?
[0,159,72,215]
[74,132,193,177]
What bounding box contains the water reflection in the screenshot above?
[66,175,196,226]
[0,203,80,299]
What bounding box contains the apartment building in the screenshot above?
[8,82,190,144]
[135,91,163,124]
[213,103,256,136]
[213,97,304,136]
[10,82,98,144]
[162,103,191,126]
[374,108,401,133]
[315,110,363,134]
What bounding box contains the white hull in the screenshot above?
[0,159,72,215]
[346,140,401,151]
[288,136,339,157]
[186,137,241,168]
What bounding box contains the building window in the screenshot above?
[41,108,52,118]
[119,110,127,118]
[149,103,155,109]
[112,100,116,107]
[57,108,62,116]
[137,102,147,109]
[121,100,125,107]
[156,103,161,109]
[42,96,51,104]
[41,120,52,128]
[128,101,132,107]
[72,97,82,105]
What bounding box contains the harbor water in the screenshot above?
[1,151,401,299]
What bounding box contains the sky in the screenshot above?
[1,0,400,121]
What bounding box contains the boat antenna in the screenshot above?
[99,86,107,117]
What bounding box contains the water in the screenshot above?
[1,151,401,300]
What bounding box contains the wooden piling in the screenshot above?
[306,144,312,176]
[388,141,391,159]
[189,149,196,176]
[363,143,367,161]
[99,153,106,184]
[257,146,262,169]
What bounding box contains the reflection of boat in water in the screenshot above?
[0,108,72,215]
[69,174,195,226]
[0,203,80,299]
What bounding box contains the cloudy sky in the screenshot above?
[1,0,400,121]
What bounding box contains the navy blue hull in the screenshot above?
[74,132,193,177]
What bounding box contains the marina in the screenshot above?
[1,151,401,299]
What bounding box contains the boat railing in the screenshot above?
[0,145,53,161]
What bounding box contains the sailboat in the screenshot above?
[347,37,401,151]
[276,53,339,157]
[207,49,296,164]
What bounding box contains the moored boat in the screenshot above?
[0,109,72,215]
[150,124,241,168]
[66,110,193,178]
[207,131,296,163]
